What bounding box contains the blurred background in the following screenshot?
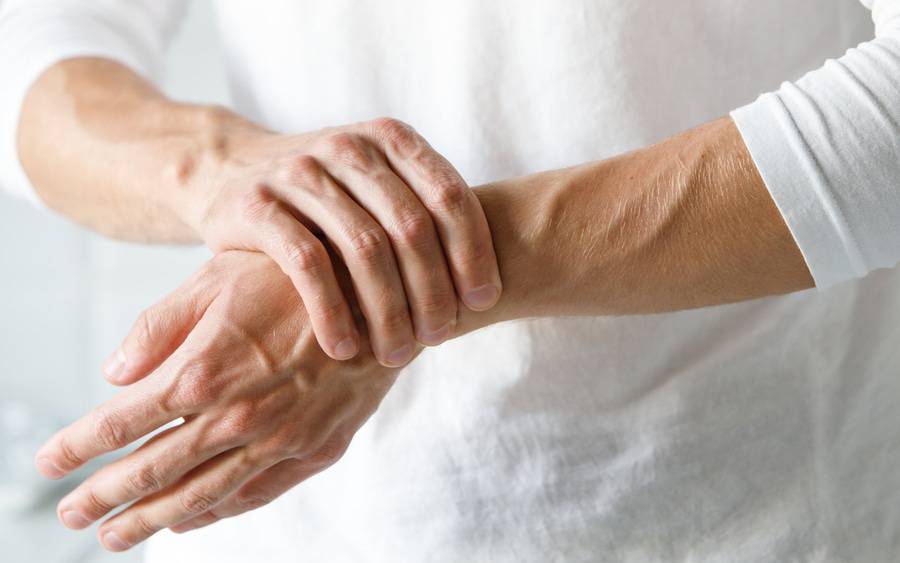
[0,1,226,560]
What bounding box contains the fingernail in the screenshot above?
[102,348,127,381]
[61,510,91,529]
[464,284,500,311]
[35,456,64,479]
[385,344,413,367]
[101,531,130,551]
[419,322,454,346]
[334,337,359,360]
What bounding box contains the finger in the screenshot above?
[281,156,415,367]
[238,187,360,361]
[96,447,262,552]
[316,134,457,346]
[169,458,313,533]
[101,281,214,386]
[56,415,241,529]
[171,441,347,533]
[34,356,193,479]
[363,118,502,311]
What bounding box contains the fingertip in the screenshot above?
[104,371,143,387]
[101,348,127,384]
[416,320,455,347]
[59,508,92,530]
[102,348,153,386]
[380,343,415,368]
[35,455,65,480]
[332,336,360,361]
[99,530,132,552]
[462,283,501,312]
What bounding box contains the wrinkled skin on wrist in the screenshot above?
[35,251,404,552]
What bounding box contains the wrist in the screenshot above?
[160,102,272,240]
[457,169,575,335]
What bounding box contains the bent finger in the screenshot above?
[363,118,502,311]
[239,190,360,361]
[280,157,415,367]
[317,141,457,346]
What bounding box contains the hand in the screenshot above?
[22,60,499,369]
[36,251,405,551]
[149,116,500,369]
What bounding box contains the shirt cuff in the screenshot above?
[730,94,868,289]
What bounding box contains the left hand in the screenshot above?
[34,251,405,552]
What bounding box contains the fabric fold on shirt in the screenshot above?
[732,0,900,288]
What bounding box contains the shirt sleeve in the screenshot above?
[731,0,900,288]
[0,0,187,206]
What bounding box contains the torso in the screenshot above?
[149,3,898,561]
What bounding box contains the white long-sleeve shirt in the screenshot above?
[2,1,900,561]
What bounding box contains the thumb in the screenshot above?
[102,284,213,386]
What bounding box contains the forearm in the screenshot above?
[461,117,813,333]
[17,58,262,243]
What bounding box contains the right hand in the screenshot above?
[105,116,501,376]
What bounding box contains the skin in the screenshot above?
[22,61,815,552]
[19,58,503,368]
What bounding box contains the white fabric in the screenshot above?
[3,1,900,561]
[0,0,186,206]
[732,0,900,288]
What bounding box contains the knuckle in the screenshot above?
[308,440,348,467]
[92,410,130,451]
[378,307,411,334]
[131,512,159,537]
[323,133,372,171]
[346,227,390,263]
[258,430,301,460]
[281,239,328,276]
[237,185,275,223]
[179,487,217,515]
[390,211,434,249]
[427,176,469,215]
[313,298,347,324]
[173,360,218,407]
[126,465,162,495]
[372,117,421,156]
[83,490,114,518]
[131,308,160,354]
[56,435,84,470]
[285,154,322,185]
[455,239,494,269]
[371,117,407,135]
[218,401,259,436]
[416,290,456,317]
